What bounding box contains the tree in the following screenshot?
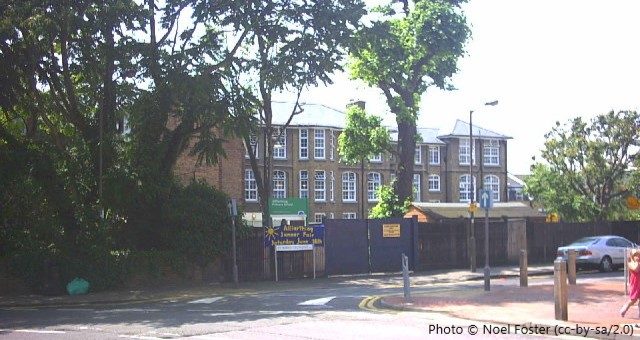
[349,0,470,205]
[338,104,391,218]
[369,180,410,218]
[525,110,640,222]
[0,0,259,289]
[235,0,365,227]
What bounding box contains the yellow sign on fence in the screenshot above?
[382,224,401,238]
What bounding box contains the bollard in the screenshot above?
[625,248,629,295]
[470,236,476,273]
[554,259,568,321]
[519,249,528,287]
[402,253,411,302]
[567,249,577,285]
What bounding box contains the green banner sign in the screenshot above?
[269,198,308,216]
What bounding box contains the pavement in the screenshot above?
[1,264,637,338]
[379,266,640,339]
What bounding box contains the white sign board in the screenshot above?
[276,244,313,252]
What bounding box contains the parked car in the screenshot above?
[556,235,637,272]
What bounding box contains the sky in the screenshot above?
[278,0,640,174]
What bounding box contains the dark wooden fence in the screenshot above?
[526,220,640,264]
[415,219,510,271]
[231,220,640,281]
[234,228,325,281]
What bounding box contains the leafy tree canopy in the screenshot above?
[525,110,640,222]
[338,104,391,164]
[348,0,470,204]
[235,0,365,226]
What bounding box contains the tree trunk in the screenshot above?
[395,120,416,205]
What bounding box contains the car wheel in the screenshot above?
[600,256,613,272]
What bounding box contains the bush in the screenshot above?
[161,180,243,268]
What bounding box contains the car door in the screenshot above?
[612,238,632,264]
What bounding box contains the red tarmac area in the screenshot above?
[383,279,640,327]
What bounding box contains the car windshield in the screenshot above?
[569,237,600,246]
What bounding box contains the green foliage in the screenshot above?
[234,0,365,226]
[338,105,391,164]
[0,0,358,293]
[525,110,640,222]
[369,181,411,218]
[349,0,470,204]
[162,180,239,268]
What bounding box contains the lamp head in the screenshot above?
[484,100,499,106]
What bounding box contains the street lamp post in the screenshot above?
[469,109,476,273]
[468,100,498,273]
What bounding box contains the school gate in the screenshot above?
[324,218,416,276]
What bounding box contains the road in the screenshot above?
[0,270,621,339]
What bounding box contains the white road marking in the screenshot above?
[298,296,336,306]
[56,308,94,312]
[0,329,67,334]
[204,310,312,317]
[188,296,223,304]
[117,335,162,340]
[95,308,160,313]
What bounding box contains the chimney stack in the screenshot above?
[348,100,365,110]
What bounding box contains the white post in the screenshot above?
[625,248,629,295]
[274,247,278,282]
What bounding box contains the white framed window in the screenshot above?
[367,172,381,202]
[330,171,335,202]
[330,131,335,160]
[369,153,382,162]
[413,174,421,202]
[459,138,470,165]
[244,134,258,159]
[299,170,308,199]
[314,129,325,159]
[272,170,286,198]
[459,174,476,202]
[484,175,500,202]
[343,212,357,219]
[429,146,440,165]
[342,171,357,202]
[428,175,441,192]
[314,170,326,201]
[483,139,500,166]
[244,169,257,201]
[314,213,326,223]
[299,129,308,159]
[414,146,422,165]
[273,128,286,159]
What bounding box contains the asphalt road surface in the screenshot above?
[0,270,621,339]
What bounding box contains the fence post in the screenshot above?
[402,253,411,302]
[554,259,568,321]
[567,250,577,285]
[519,249,528,287]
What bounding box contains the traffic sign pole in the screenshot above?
[480,189,493,291]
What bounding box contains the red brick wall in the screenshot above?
[174,133,245,200]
